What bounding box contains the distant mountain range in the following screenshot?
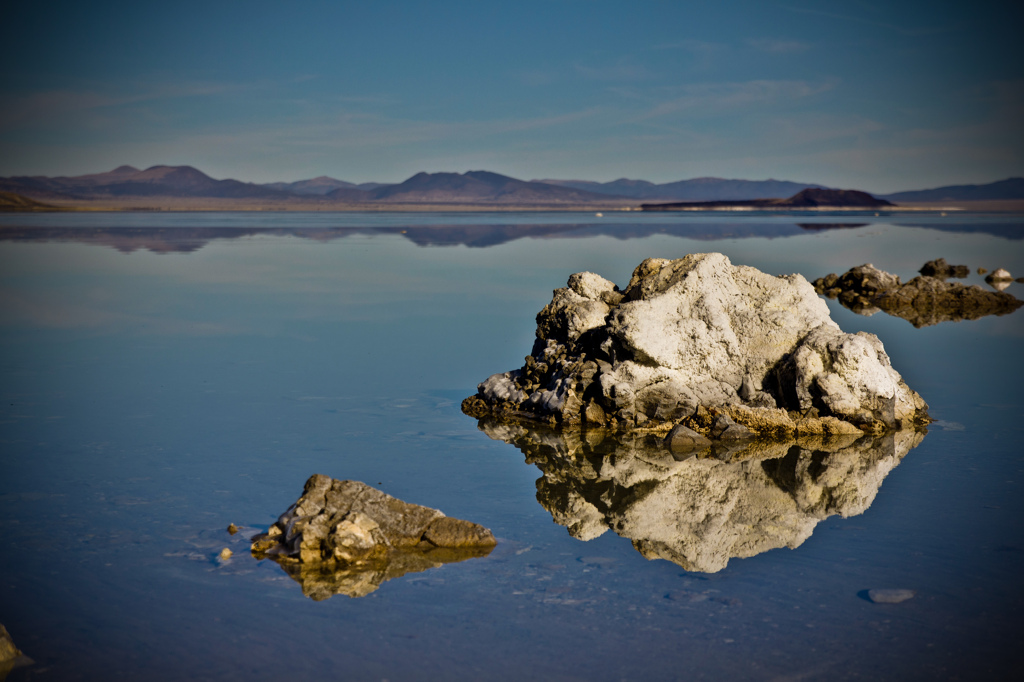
[1,165,1021,206]
[878,177,1024,202]
[0,166,624,205]
[0,165,290,200]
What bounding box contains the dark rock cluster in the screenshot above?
[814,262,1022,328]
[918,258,969,279]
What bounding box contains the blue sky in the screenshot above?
[1,0,1021,192]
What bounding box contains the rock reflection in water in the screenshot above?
[270,545,495,600]
[476,419,925,573]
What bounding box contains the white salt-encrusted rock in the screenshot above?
[463,253,928,435]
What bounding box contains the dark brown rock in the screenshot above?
[423,516,497,547]
[814,265,1022,328]
[919,258,969,279]
[666,425,712,453]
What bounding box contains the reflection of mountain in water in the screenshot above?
[0,223,871,253]
[2,220,1017,253]
[894,222,1024,240]
[477,420,925,573]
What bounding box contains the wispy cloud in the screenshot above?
[573,58,653,82]
[90,105,609,181]
[0,82,236,129]
[637,79,838,120]
[512,69,560,87]
[649,39,727,70]
[747,38,812,54]
[651,39,726,54]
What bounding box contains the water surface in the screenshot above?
[1,212,1022,680]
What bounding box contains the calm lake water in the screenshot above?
[1,212,1022,681]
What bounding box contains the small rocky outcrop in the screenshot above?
[985,268,1013,291]
[919,258,969,279]
[814,263,1022,327]
[0,624,31,679]
[463,253,928,436]
[251,475,496,599]
[475,419,924,573]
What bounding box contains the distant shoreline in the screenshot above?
[3,198,1024,214]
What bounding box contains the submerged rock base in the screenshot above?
[464,253,929,436]
[814,263,1022,327]
[477,418,925,573]
[251,475,496,599]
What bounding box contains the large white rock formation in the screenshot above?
[464,253,929,436]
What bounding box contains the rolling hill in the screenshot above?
[261,176,388,195]
[0,191,58,211]
[0,165,291,200]
[880,178,1024,202]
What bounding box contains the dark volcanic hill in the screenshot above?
[779,188,891,207]
[535,176,826,201]
[335,170,629,204]
[642,188,893,211]
[880,178,1024,202]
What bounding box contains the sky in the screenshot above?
[1,0,1022,193]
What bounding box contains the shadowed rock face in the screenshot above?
[475,419,926,573]
[814,264,1022,328]
[919,258,969,279]
[464,253,928,436]
[251,475,496,599]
